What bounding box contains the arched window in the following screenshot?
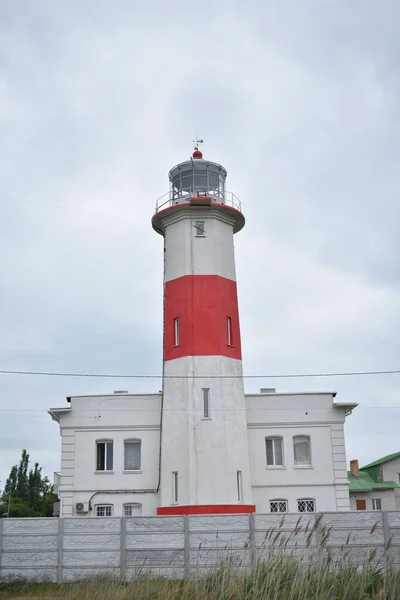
[124,503,143,517]
[124,439,141,471]
[265,437,283,466]
[269,499,288,513]
[96,439,113,471]
[293,435,311,466]
[297,498,315,513]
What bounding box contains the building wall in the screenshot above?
[381,457,400,509]
[349,489,397,511]
[53,391,352,516]
[55,394,161,517]
[246,392,351,512]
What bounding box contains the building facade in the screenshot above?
[50,147,357,517]
[348,453,400,511]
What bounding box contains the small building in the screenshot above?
[348,454,400,511]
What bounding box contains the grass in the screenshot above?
[1,558,399,600]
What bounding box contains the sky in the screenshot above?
[1,0,400,489]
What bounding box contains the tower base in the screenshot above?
[157,504,256,516]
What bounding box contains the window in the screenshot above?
[124,440,141,471]
[398,473,400,485]
[297,499,315,513]
[174,317,180,347]
[96,440,113,471]
[237,471,243,502]
[124,503,143,517]
[195,220,205,236]
[95,504,113,517]
[202,388,210,418]
[266,437,283,467]
[270,500,288,513]
[226,316,232,346]
[293,435,311,466]
[372,498,382,511]
[172,471,178,503]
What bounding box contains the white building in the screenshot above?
[50,147,357,518]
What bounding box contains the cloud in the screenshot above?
[0,0,399,487]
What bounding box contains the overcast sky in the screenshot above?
[1,0,399,490]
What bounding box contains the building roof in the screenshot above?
[347,471,399,492]
[360,452,400,470]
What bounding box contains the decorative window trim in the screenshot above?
[265,436,284,467]
[297,498,315,513]
[95,504,113,517]
[124,439,142,471]
[96,439,114,472]
[269,499,288,513]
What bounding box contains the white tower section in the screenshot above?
[152,147,254,515]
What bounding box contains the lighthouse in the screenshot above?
[152,146,255,515]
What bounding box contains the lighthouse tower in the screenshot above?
[152,146,255,515]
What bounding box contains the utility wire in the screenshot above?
[1,368,400,379]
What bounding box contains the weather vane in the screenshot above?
[193,135,204,149]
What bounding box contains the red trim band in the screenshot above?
[157,504,256,515]
[164,275,242,361]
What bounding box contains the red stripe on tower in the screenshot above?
[164,275,242,361]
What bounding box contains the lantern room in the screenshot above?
[169,149,227,202]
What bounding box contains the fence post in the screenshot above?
[184,515,190,578]
[249,513,256,570]
[120,517,127,582]
[381,510,391,566]
[57,518,64,584]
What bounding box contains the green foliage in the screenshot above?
[0,448,57,518]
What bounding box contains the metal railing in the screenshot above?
[154,191,242,214]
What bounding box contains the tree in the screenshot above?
[0,449,58,518]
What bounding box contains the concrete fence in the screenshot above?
[0,511,399,582]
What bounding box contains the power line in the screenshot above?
[1,368,400,379]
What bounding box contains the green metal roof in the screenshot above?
[360,452,400,470]
[348,471,400,492]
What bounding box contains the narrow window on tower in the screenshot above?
[173,317,180,347]
[195,220,205,237]
[202,388,210,418]
[237,470,243,502]
[226,316,233,346]
[172,471,178,503]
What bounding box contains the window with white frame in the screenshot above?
[372,498,382,511]
[124,439,141,471]
[202,388,210,418]
[124,503,143,517]
[174,317,180,346]
[172,471,178,503]
[226,316,232,346]
[265,437,283,466]
[95,504,113,517]
[195,220,205,236]
[270,500,288,513]
[297,499,315,513]
[293,435,311,466]
[96,440,113,471]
